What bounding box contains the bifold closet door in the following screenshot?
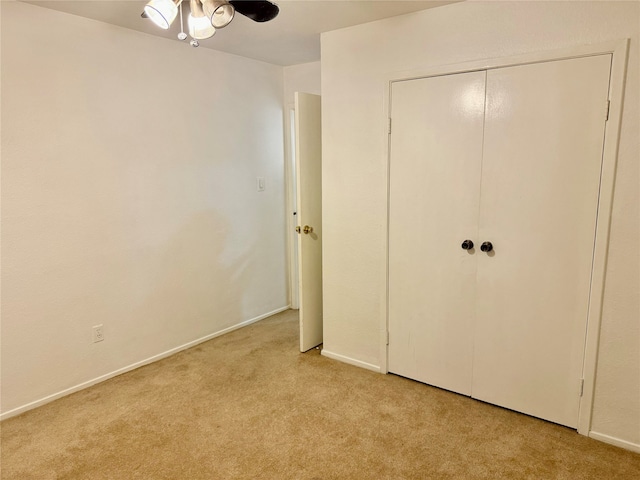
[388,71,486,395]
[472,55,612,428]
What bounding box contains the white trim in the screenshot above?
[284,102,300,310]
[589,432,640,454]
[578,39,630,436]
[381,40,630,435]
[321,349,382,373]
[0,306,290,421]
[383,40,628,85]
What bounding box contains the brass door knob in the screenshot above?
[303,225,313,234]
[295,226,301,234]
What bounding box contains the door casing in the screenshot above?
[284,106,300,310]
[381,39,630,437]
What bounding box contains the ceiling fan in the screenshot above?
[141,0,279,46]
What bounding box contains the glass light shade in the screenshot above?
[144,0,179,29]
[202,0,235,28]
[188,13,216,39]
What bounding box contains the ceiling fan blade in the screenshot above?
[229,1,279,23]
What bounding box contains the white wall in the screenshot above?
[321,1,639,449]
[1,2,288,416]
[284,61,321,107]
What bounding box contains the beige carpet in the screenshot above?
[1,309,638,479]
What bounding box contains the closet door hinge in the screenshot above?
[579,378,585,397]
[388,118,392,135]
[605,100,611,121]
[386,331,390,345]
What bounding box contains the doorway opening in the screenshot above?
[286,107,300,310]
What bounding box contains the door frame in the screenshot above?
[381,39,630,437]
[284,103,300,310]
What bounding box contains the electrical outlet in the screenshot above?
[93,325,104,343]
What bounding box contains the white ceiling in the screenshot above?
[25,0,458,65]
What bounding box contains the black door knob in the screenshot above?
[461,240,474,250]
[480,241,493,252]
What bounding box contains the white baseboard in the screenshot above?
[321,349,381,373]
[0,306,290,421]
[589,431,640,453]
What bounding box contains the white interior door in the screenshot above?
[388,72,486,395]
[472,55,612,427]
[295,92,323,352]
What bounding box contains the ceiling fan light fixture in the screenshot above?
[141,0,279,42]
[188,0,216,39]
[144,0,180,29]
[202,0,235,29]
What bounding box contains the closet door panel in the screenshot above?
[388,72,485,395]
[473,55,612,427]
